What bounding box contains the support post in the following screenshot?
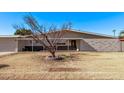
[121,41,122,52]
[32,40,34,52]
[56,45,57,51]
[15,38,18,52]
[68,40,69,51]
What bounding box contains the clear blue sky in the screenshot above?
[0,12,124,36]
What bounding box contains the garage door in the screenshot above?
[0,38,17,52]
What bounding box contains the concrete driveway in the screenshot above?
[0,52,15,56]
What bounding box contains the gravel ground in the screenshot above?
[0,52,124,80]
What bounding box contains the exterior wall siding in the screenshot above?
[80,39,121,52]
[0,38,18,52]
[121,41,124,51]
[80,40,96,51]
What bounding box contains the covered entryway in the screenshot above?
[69,40,77,50]
[56,39,80,51]
[67,39,80,51]
[18,39,43,51]
[18,38,81,51]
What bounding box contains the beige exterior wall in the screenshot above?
[80,39,121,52]
[80,40,96,51]
[120,41,124,52]
[0,38,18,52]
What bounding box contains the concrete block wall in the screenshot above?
[81,39,121,52]
[80,40,96,51]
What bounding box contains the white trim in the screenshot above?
[0,35,24,38]
[17,37,119,41]
[17,38,84,40]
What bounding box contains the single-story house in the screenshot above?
[0,30,124,52]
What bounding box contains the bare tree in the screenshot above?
[22,15,71,58]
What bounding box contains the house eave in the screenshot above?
[68,29,116,38]
[0,35,25,38]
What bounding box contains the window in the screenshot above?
[56,43,65,45]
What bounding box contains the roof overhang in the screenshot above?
[0,29,116,39]
[69,29,115,38]
[0,35,25,38]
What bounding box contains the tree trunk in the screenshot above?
[51,51,56,58]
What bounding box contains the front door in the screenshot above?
[70,40,77,50]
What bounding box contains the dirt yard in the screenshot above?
[0,52,124,80]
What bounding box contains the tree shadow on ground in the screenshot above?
[0,64,9,69]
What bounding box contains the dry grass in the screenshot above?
[1,51,124,80]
